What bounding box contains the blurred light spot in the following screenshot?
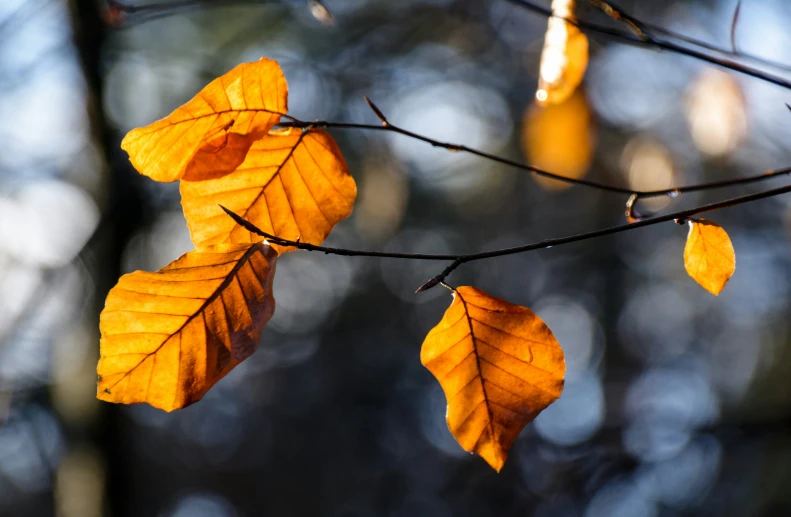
[0,66,88,168]
[585,478,657,517]
[621,137,675,214]
[104,59,164,130]
[623,420,691,463]
[0,180,98,267]
[618,283,694,362]
[685,70,747,158]
[627,366,719,428]
[164,492,238,517]
[56,446,105,517]
[634,436,722,508]
[0,406,64,493]
[534,371,604,446]
[522,90,594,191]
[588,46,689,128]
[122,211,193,273]
[257,334,320,369]
[354,157,409,242]
[388,82,512,192]
[0,265,86,388]
[533,296,600,377]
[0,263,41,336]
[270,252,353,334]
[278,62,340,121]
[624,366,718,461]
[706,326,761,401]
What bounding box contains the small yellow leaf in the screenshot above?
[535,0,589,106]
[421,286,565,471]
[180,127,356,253]
[97,242,277,412]
[684,219,736,295]
[121,57,288,183]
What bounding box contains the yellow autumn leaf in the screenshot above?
[522,89,594,190]
[684,218,736,295]
[535,0,589,105]
[180,127,356,253]
[97,242,277,412]
[421,286,565,471]
[121,57,288,182]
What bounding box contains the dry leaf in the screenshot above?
[121,57,288,183]
[522,89,594,190]
[536,0,589,106]
[97,242,277,412]
[684,219,736,295]
[421,286,565,471]
[180,127,356,253]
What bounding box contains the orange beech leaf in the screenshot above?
[121,57,288,182]
[180,127,356,253]
[420,286,565,471]
[684,219,736,295]
[535,0,588,105]
[97,242,277,412]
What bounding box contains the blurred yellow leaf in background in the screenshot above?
[121,57,288,182]
[522,90,594,190]
[535,0,588,105]
[97,243,277,412]
[684,219,736,295]
[421,286,565,471]
[180,128,356,253]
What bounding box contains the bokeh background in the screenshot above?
[3,0,791,515]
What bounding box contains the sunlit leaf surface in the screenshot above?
[180,127,356,253]
[121,57,288,182]
[97,243,277,411]
[684,219,736,295]
[421,286,565,471]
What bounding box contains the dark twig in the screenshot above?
[731,0,742,54]
[280,106,791,199]
[505,0,791,90]
[221,183,791,292]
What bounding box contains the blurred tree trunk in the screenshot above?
[69,2,145,515]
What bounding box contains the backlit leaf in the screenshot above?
[180,127,356,253]
[535,0,588,105]
[684,219,736,295]
[121,57,288,183]
[97,242,277,412]
[421,286,565,471]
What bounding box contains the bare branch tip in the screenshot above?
[415,276,441,293]
[364,96,389,126]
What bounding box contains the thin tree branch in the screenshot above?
[505,0,791,90]
[280,108,791,199]
[221,182,791,292]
